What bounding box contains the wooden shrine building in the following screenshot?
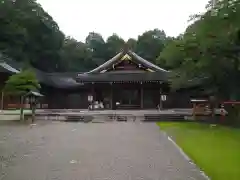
[75,50,169,109]
[0,50,205,110]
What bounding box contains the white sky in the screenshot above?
[37,0,209,42]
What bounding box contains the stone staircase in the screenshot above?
[144,114,186,122]
[65,114,137,122]
[59,113,187,123]
[65,115,92,122]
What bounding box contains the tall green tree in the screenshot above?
[105,34,125,59]
[0,1,174,72]
[60,37,95,71]
[4,70,40,121]
[136,29,167,63]
[159,0,240,99]
[126,38,137,51]
[85,32,106,66]
[0,0,65,72]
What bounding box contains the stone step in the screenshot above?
[65,115,92,122]
[144,114,185,122]
[64,114,186,122]
[117,116,127,121]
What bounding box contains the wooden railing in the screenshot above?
[6,103,48,109]
[7,104,23,109]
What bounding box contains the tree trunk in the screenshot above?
[20,96,24,121]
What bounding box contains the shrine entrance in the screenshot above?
[114,88,140,109]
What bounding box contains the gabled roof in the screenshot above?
[0,53,83,89]
[129,51,168,72]
[0,61,20,74]
[1,51,170,87]
[34,69,82,89]
[85,52,123,74]
[24,91,44,97]
[0,54,21,74]
[85,50,168,74]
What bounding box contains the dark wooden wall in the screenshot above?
[0,72,22,109]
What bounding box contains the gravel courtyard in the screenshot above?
[0,122,206,180]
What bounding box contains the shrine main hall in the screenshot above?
[0,50,200,110]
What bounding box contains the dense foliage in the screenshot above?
[4,70,40,96]
[158,0,240,100]
[0,0,169,72]
[1,0,240,101]
[0,0,65,71]
[3,69,40,121]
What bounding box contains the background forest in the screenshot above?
[0,0,240,100]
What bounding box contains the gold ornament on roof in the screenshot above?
[121,54,132,61]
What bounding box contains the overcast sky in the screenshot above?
[37,0,209,42]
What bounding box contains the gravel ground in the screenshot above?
[0,121,206,180]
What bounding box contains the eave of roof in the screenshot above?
[0,61,20,74]
[0,51,170,89]
[34,69,84,89]
[83,50,169,74]
[0,56,84,89]
[128,51,168,72]
[76,71,169,83]
[24,91,44,97]
[84,52,123,74]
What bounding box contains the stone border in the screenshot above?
[162,131,211,180]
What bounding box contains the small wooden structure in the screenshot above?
[191,99,210,119]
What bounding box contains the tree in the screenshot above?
[157,37,184,69]
[4,70,40,121]
[126,38,137,51]
[0,1,174,72]
[105,34,125,59]
[158,0,240,124]
[136,29,167,63]
[59,37,95,72]
[160,0,240,93]
[0,0,65,72]
[85,32,106,66]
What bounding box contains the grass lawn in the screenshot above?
[157,122,240,180]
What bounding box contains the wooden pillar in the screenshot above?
[140,83,144,109]
[91,82,95,99]
[159,88,163,110]
[110,82,113,109]
[91,83,95,110]
[1,91,4,111]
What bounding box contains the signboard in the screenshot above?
[88,95,93,102]
[161,95,167,101]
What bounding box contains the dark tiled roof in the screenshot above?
[85,52,123,74]
[34,69,82,89]
[78,50,169,83]
[0,51,170,88]
[77,71,168,83]
[0,62,18,74]
[0,57,20,74]
[128,51,168,72]
[0,53,83,89]
[85,50,168,74]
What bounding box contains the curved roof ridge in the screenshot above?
[0,61,20,73]
[84,52,123,74]
[128,51,169,72]
[84,50,169,74]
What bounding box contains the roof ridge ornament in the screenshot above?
[121,54,132,61]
